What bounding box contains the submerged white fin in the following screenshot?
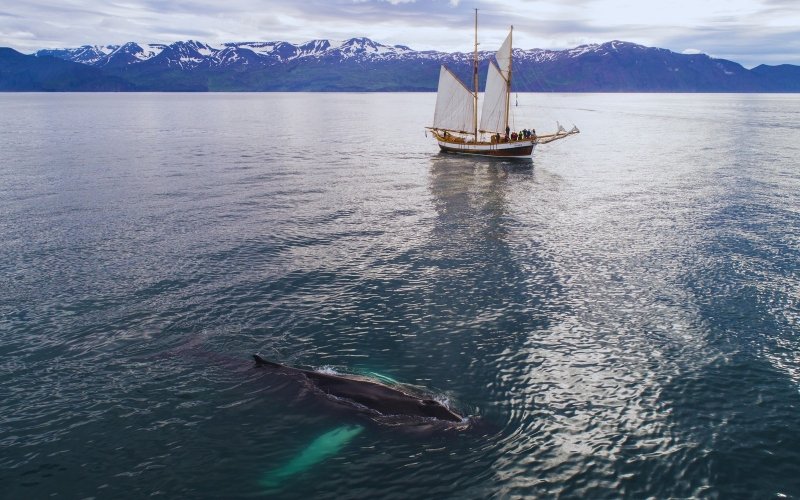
[260,425,364,489]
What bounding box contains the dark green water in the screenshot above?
[1,93,798,498]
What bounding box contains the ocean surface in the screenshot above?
[1,92,798,499]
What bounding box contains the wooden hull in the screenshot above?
[436,138,536,159]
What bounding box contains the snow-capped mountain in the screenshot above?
[36,37,427,69]
[36,42,166,66]
[10,37,797,92]
[34,38,714,68]
[36,44,120,65]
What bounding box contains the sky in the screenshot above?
[1,0,799,67]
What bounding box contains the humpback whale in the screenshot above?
[253,354,463,422]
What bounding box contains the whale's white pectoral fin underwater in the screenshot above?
[260,425,365,488]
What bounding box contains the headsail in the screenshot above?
[433,66,476,134]
[479,62,508,134]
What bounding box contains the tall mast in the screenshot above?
[505,25,513,133]
[473,9,479,140]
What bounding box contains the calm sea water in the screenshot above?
[1,92,798,499]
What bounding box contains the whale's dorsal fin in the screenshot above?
[253,354,283,368]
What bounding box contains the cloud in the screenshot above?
[662,25,800,66]
[0,0,798,66]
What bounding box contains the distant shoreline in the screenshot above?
[3,90,800,94]
[2,41,799,93]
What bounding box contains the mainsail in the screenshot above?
[495,32,512,79]
[480,31,512,134]
[433,66,476,134]
[479,62,508,134]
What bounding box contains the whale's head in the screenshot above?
[419,399,462,422]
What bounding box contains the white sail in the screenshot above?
[496,32,512,79]
[433,66,475,134]
[427,14,578,157]
[479,62,508,134]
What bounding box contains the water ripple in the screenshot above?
[1,93,799,498]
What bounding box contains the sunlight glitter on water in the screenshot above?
[0,93,799,498]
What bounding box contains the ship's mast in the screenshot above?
[473,9,479,140]
[505,25,513,133]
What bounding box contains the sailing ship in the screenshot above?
[428,10,579,158]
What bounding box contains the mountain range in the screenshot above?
[1,38,798,92]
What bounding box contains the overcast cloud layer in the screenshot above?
[1,0,799,67]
